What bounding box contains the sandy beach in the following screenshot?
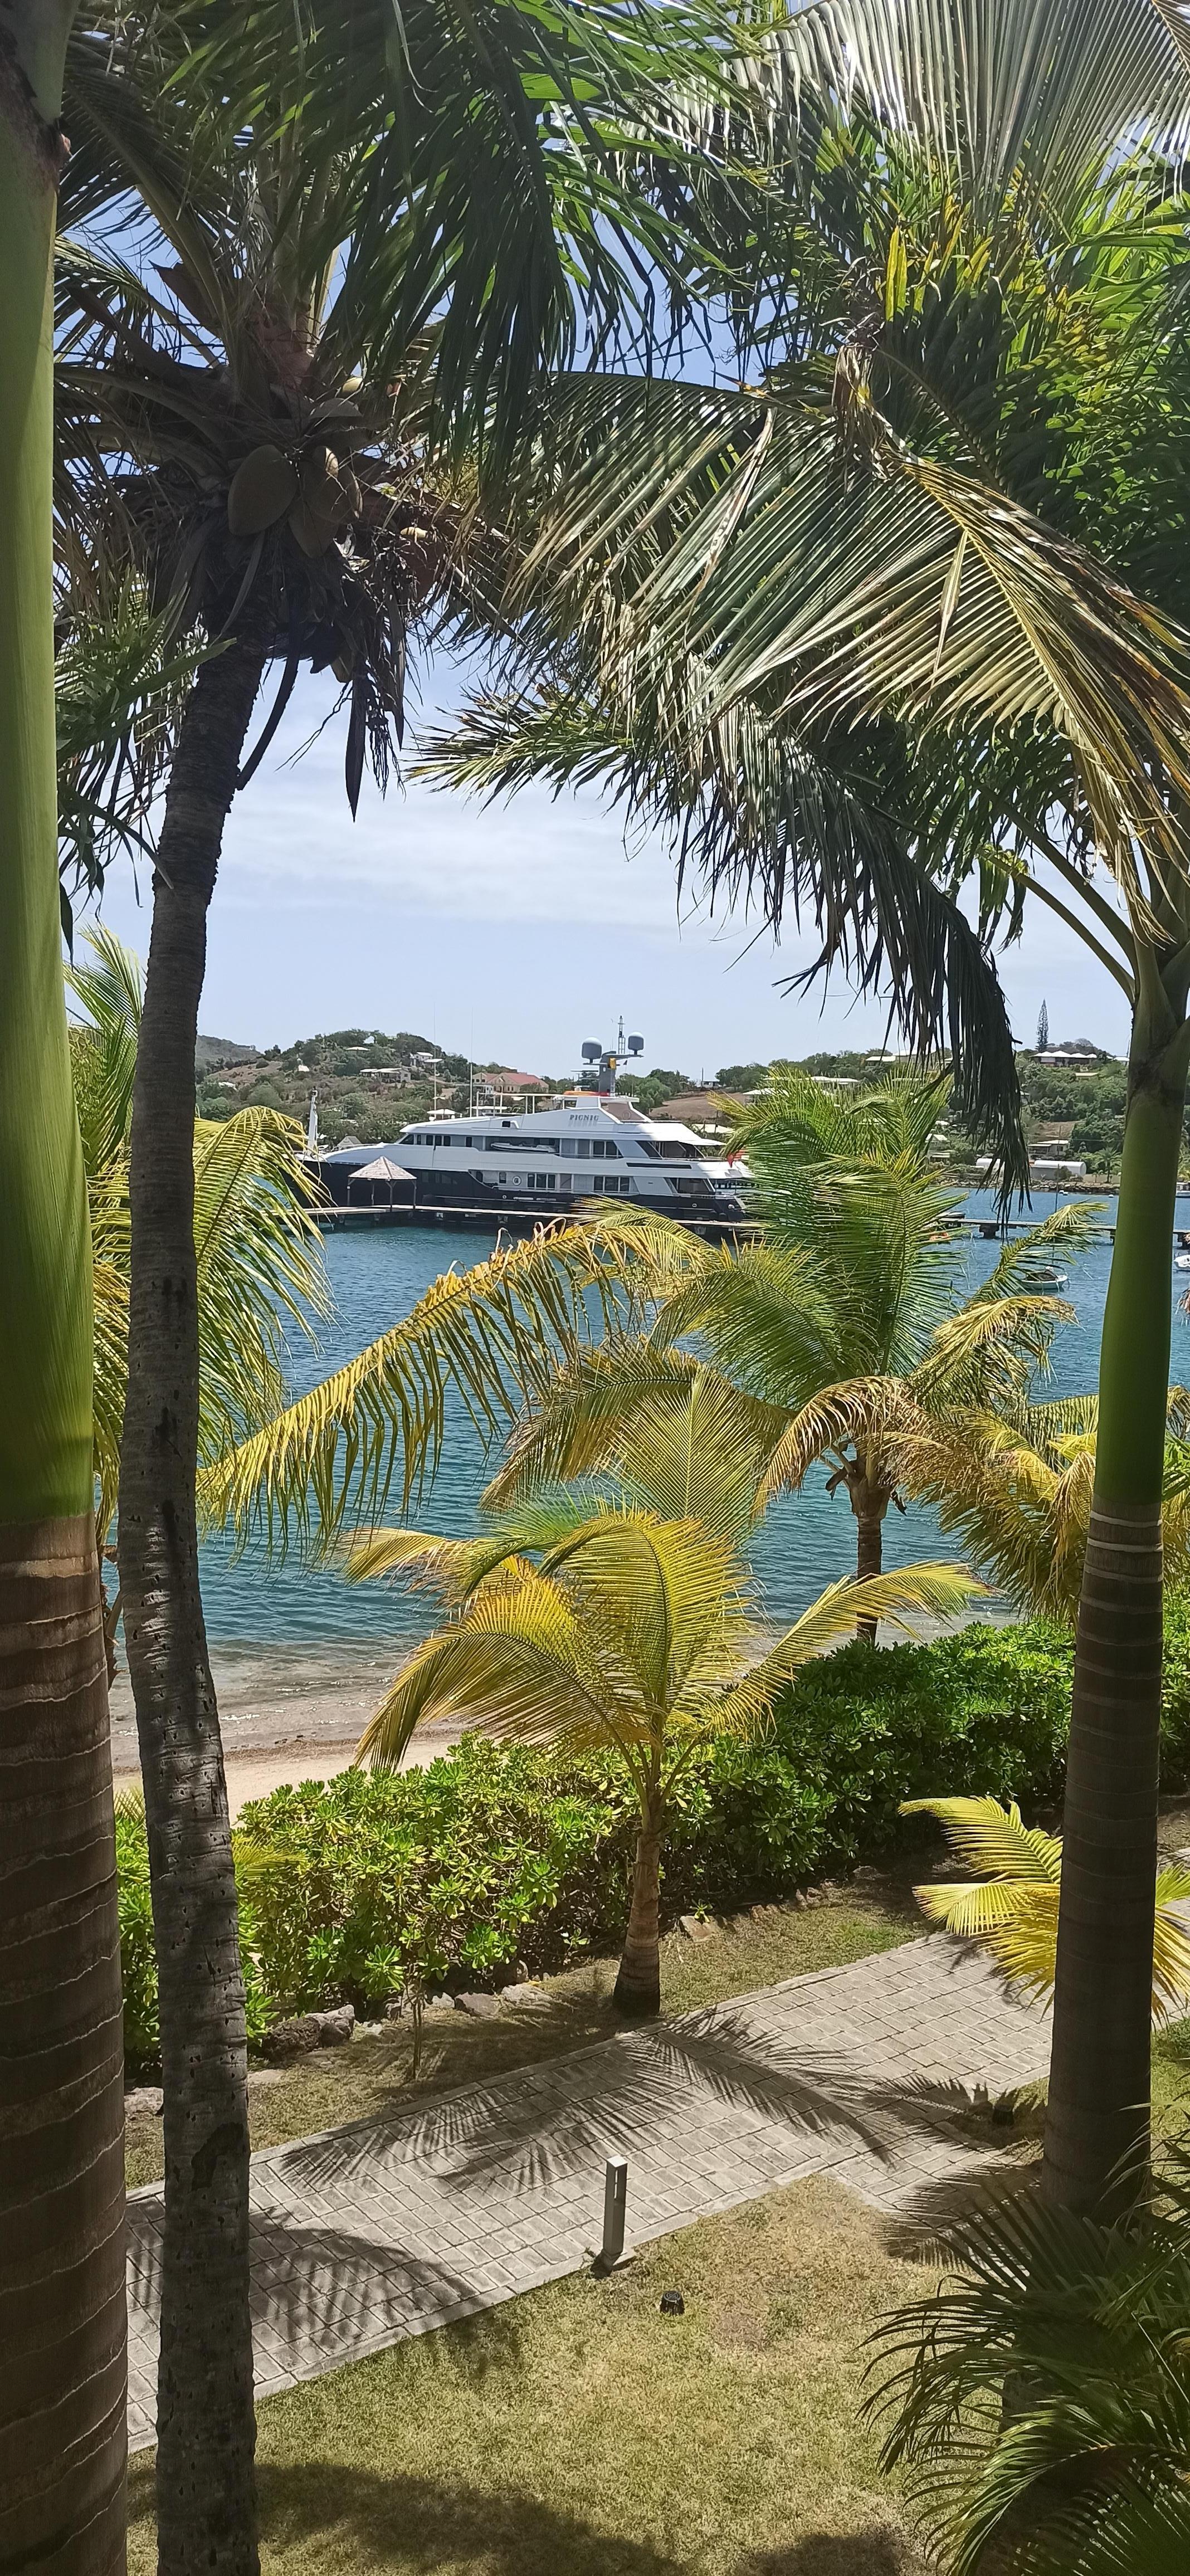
[108,1643,465,1814]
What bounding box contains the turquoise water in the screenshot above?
[197,1194,1190,1658]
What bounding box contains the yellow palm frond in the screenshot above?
[901,1794,1062,1884]
[754,1375,916,1505]
[551,1512,745,1711]
[358,1564,628,1768]
[731,1562,985,1711]
[905,1799,1190,2020]
[489,1345,796,1544]
[1154,1867,1190,2023]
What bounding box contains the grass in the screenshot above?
[126,2171,927,2575]
[125,1880,921,2190]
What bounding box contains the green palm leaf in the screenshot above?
[203,1214,687,1550]
[868,2131,1190,2575]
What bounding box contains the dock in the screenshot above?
[313,1203,760,1242]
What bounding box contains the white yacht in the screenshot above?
[319,1091,751,1229]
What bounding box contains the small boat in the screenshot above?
[1176,1253,1190,1272]
[1033,1266,1068,1287]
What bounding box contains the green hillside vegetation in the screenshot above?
[196,1030,558,1145]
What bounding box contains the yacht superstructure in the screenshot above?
[393,1094,749,1221]
[317,1091,750,1227]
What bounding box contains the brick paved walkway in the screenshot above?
[126,1935,1050,2448]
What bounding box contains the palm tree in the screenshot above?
[68,924,329,1672]
[57,4,740,2550]
[347,1383,977,2012]
[900,1795,1190,2023]
[0,9,127,2565]
[420,0,1190,2216]
[485,1073,1096,1637]
[852,1387,1190,1628]
[868,2146,1190,2573]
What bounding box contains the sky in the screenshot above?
[88,663,1134,1079]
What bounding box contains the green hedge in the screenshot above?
[115,1612,1190,2067]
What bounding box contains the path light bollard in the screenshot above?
[591,2156,630,2274]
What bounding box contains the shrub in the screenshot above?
[237,1741,628,2014]
[113,1614,1190,2046]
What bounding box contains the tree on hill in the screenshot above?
[1037,999,1050,1053]
[614,1067,694,1114]
[715,1061,772,1090]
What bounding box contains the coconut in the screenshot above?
[227,444,299,536]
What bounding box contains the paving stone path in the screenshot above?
[126,1934,1050,2448]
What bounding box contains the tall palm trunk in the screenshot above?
[1043,1019,1189,2217]
[614,1787,663,2016]
[1,15,126,2570]
[851,1463,887,1647]
[118,630,266,2575]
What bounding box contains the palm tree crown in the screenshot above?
[349,1379,978,2011]
[489,1072,1098,1635]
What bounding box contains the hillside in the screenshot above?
[195,1027,558,1147]
[194,1033,259,1073]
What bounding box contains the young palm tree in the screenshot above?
[869,2144,1190,2573]
[901,1795,1190,2023]
[347,1390,977,2012]
[485,1074,1095,1636]
[422,0,1190,2216]
[69,925,329,1670]
[0,9,126,2566]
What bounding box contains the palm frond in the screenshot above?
[867,2134,1190,2576]
[967,1201,1105,1304]
[749,1560,984,1687]
[768,0,1190,217]
[203,1217,670,1550]
[901,1793,1062,1882]
[486,1343,796,1544]
[191,1108,329,1460]
[357,1568,622,1769]
[903,1796,1190,2018]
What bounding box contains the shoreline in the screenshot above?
[108,1602,1018,1815]
[108,1643,465,1814]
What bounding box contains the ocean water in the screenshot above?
[196,1192,1190,1670]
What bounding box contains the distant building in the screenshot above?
[655,1090,749,1124]
[484,1066,547,1093]
[1036,1047,1109,1067]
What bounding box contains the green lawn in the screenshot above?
[127,2172,928,2575]
[125,1881,922,2189]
